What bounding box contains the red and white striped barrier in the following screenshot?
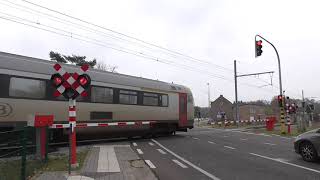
[211,119,267,125]
[50,121,156,129]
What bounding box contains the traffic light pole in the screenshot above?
[255,35,285,134]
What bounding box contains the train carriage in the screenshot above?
[0,51,194,137]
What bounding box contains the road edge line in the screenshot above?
[249,153,320,174]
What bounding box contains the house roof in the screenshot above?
[211,95,232,105]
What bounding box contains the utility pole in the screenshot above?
[234,59,274,125]
[255,35,285,134]
[207,83,211,108]
[234,60,239,123]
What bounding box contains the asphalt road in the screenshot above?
[130,127,320,180]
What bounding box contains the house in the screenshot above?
[238,103,267,121]
[210,95,234,121]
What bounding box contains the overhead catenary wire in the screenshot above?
[0,1,301,99]
[1,0,283,88]
[0,12,239,82]
[18,0,234,72]
[0,13,280,94]
[0,0,176,60]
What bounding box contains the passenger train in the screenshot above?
[0,51,194,138]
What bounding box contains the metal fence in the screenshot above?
[0,126,47,180]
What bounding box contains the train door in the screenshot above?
[178,93,187,127]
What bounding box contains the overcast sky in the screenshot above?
[0,0,319,107]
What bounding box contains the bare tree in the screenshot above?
[95,62,118,73]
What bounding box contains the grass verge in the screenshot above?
[0,149,88,180]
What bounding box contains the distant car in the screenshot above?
[207,118,214,124]
[294,128,320,162]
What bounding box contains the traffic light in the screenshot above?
[255,40,263,57]
[277,95,284,107]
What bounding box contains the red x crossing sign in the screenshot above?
[51,63,91,99]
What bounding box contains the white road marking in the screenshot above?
[242,132,255,135]
[224,146,236,150]
[137,149,144,154]
[149,142,155,146]
[145,160,156,169]
[273,134,281,137]
[132,142,137,147]
[97,146,120,172]
[192,137,199,140]
[258,133,272,137]
[240,138,248,141]
[157,149,167,154]
[208,141,216,144]
[172,159,188,168]
[223,135,229,137]
[152,139,220,180]
[67,175,94,180]
[249,153,320,174]
[264,142,276,146]
[280,137,292,140]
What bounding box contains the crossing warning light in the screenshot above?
[78,74,91,89]
[51,74,63,87]
[277,95,284,107]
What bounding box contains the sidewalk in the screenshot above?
[36,145,157,180]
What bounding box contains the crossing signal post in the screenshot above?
[277,95,286,133]
[50,63,91,170]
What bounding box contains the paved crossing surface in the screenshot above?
[36,145,157,180]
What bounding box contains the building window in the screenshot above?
[9,77,46,99]
[250,108,256,114]
[161,94,168,106]
[143,92,159,106]
[119,90,137,104]
[91,86,113,103]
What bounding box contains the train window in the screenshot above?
[119,90,137,104]
[91,86,113,103]
[143,92,159,106]
[9,77,46,99]
[187,94,194,103]
[161,94,168,106]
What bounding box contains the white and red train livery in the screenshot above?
[0,51,194,137]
